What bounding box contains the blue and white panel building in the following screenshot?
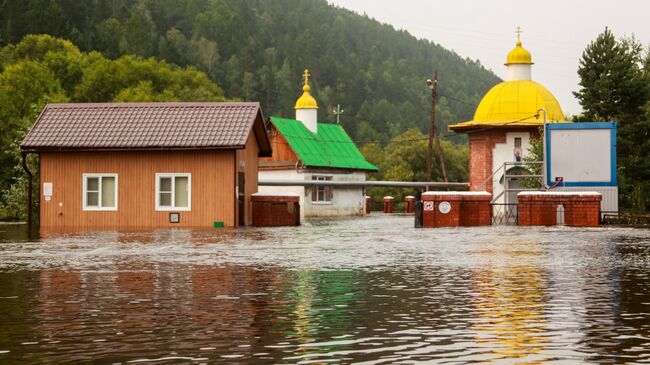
[545,122,618,215]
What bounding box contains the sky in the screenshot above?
[327,0,650,116]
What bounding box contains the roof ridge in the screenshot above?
[45,102,260,109]
[21,102,267,151]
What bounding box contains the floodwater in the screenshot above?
[1,216,650,364]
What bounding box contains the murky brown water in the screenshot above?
[1,215,650,364]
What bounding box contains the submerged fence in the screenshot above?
[490,203,518,225]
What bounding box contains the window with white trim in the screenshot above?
[83,174,118,211]
[156,173,191,211]
[311,175,333,203]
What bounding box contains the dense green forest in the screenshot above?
[0,0,499,220]
[0,0,499,145]
[0,35,226,219]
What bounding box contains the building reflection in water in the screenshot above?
[471,241,549,363]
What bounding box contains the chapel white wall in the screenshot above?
[492,131,532,204]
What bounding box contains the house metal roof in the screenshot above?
[269,117,378,171]
[21,102,271,155]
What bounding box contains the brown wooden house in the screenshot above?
[21,102,271,230]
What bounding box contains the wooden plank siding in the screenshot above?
[236,131,260,226]
[40,150,239,230]
[259,127,299,170]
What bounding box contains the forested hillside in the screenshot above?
[0,35,226,219]
[0,0,499,144]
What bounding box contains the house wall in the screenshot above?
[236,131,261,226]
[39,150,238,230]
[304,171,366,217]
[492,131,533,204]
[468,128,538,199]
[259,129,299,170]
[258,169,367,218]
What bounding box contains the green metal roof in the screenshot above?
[270,117,378,171]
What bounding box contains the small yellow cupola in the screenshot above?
[295,69,319,133]
[295,69,319,110]
[506,27,534,66]
[506,40,533,65]
[505,27,533,81]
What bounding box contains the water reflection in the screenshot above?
[0,217,649,363]
[471,241,548,363]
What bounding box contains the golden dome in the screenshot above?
[449,80,566,131]
[506,40,533,65]
[295,69,318,109]
[295,84,318,109]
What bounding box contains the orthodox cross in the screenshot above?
[333,104,344,124]
[515,26,523,42]
[303,69,311,86]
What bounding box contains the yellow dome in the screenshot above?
[506,40,533,65]
[449,80,566,131]
[295,69,318,109]
[295,84,318,109]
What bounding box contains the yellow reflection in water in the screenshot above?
[472,242,548,363]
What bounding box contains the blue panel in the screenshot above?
[545,122,617,187]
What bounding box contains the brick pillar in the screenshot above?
[364,195,372,214]
[404,196,416,214]
[383,196,394,214]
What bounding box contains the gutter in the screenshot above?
[259,179,469,190]
[21,152,34,238]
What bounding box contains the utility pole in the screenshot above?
[333,104,344,124]
[426,71,448,182]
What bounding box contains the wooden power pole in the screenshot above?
[427,71,448,182]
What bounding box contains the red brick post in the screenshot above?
[460,192,492,226]
[365,195,372,214]
[251,193,301,227]
[421,192,491,228]
[404,196,416,214]
[518,192,601,227]
[383,196,394,214]
[421,193,462,227]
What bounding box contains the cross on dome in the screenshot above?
[295,68,318,110]
[515,26,523,42]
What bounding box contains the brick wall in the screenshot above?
[518,193,601,227]
[460,194,492,226]
[468,131,506,193]
[421,192,491,228]
[251,195,300,226]
[467,128,540,193]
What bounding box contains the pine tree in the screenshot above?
[574,28,650,211]
[574,27,646,123]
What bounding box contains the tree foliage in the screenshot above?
[0,0,499,144]
[360,129,468,205]
[574,28,650,211]
[0,34,225,219]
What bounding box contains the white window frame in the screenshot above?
[155,173,192,211]
[82,173,118,211]
[312,175,333,204]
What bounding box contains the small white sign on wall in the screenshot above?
[43,182,53,197]
[438,201,452,214]
[423,201,434,211]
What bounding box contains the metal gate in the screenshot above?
[491,203,518,225]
